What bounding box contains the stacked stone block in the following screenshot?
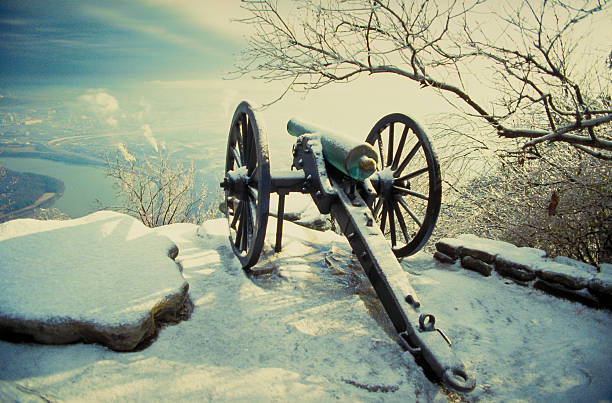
[434,234,611,310]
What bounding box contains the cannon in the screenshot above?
[220,101,475,392]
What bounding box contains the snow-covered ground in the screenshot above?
[0,212,185,329]
[1,213,611,402]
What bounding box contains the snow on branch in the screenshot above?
[236,0,612,159]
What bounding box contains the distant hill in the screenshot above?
[0,144,105,166]
[0,167,64,221]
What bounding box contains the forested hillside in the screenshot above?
[0,167,64,215]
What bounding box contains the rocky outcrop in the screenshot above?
[461,255,493,277]
[0,211,191,351]
[434,234,610,309]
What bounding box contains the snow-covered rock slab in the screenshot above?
[435,234,610,308]
[0,211,190,351]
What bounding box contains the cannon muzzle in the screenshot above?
[287,118,378,181]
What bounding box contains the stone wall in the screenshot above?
[434,234,611,310]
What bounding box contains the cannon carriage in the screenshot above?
[220,101,475,392]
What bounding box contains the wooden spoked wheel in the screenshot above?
[366,113,442,258]
[222,101,271,269]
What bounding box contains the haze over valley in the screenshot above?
[0,0,499,220]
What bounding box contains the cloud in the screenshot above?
[80,89,120,126]
[0,18,30,26]
[148,79,225,89]
[141,124,158,153]
[80,89,119,114]
[142,0,251,42]
[137,97,152,120]
[117,143,135,162]
[83,5,210,53]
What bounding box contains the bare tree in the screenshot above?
[236,0,612,159]
[434,142,611,265]
[104,150,214,227]
[235,0,612,264]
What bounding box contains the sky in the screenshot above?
[0,0,452,160]
[0,0,247,83]
[3,0,608,171]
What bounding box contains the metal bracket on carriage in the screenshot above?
[291,134,336,214]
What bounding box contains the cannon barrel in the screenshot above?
[287,118,378,181]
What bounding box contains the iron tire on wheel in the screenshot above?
[223,101,271,270]
[366,113,442,258]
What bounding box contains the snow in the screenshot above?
[406,254,612,402]
[437,234,610,297]
[534,260,595,281]
[269,192,332,230]
[440,234,547,266]
[1,213,611,402]
[0,211,185,325]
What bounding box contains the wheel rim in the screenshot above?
[366,113,441,257]
[223,101,270,269]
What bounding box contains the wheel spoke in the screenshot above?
[372,197,383,217]
[396,167,428,182]
[388,201,397,247]
[231,146,242,168]
[395,141,421,177]
[387,123,394,167]
[393,185,429,201]
[241,115,249,166]
[393,201,410,243]
[380,202,388,233]
[248,165,259,182]
[398,197,423,228]
[392,125,409,170]
[247,185,258,201]
[248,195,257,230]
[240,200,250,252]
[247,121,257,174]
[377,130,385,168]
[230,200,243,230]
[233,124,245,166]
[234,202,244,249]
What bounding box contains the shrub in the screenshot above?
[104,150,219,227]
[435,144,611,266]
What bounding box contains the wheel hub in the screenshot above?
[220,166,249,195]
[374,167,406,198]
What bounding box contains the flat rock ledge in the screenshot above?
[0,211,191,351]
[434,234,611,309]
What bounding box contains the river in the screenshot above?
[0,157,117,219]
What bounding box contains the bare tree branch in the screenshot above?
[236,0,612,158]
